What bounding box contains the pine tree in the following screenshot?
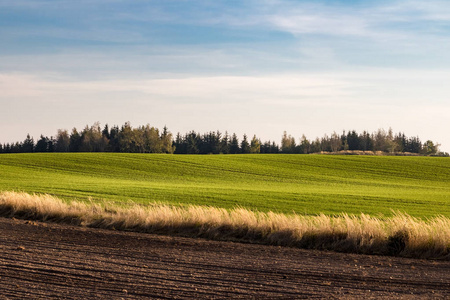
[160,125,175,153]
[347,130,360,150]
[173,132,184,154]
[230,133,240,154]
[299,135,310,154]
[69,128,82,152]
[35,135,49,152]
[186,131,199,154]
[47,137,55,152]
[22,134,34,153]
[213,131,222,154]
[271,141,279,153]
[109,125,120,152]
[102,124,110,140]
[240,134,250,154]
[220,131,230,154]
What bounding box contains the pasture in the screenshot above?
[0,153,448,218]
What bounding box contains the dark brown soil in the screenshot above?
[0,217,449,299]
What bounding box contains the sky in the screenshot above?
[1,0,449,151]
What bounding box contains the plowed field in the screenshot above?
[0,217,449,299]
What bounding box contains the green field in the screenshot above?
[0,153,449,217]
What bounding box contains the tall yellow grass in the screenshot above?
[0,191,448,259]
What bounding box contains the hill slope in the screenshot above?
[0,153,448,217]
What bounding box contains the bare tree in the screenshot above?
[55,129,70,152]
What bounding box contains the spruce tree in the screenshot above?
[230,133,240,154]
[102,124,110,140]
[220,131,229,154]
[173,132,183,154]
[271,141,279,153]
[240,134,250,154]
[69,129,82,152]
[47,137,55,152]
[22,134,35,153]
[109,125,120,152]
[161,125,175,154]
[186,131,199,154]
[35,135,48,152]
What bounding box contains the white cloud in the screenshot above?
[1,0,450,152]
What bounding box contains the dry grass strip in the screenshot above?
[0,191,448,260]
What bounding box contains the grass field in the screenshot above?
[0,153,449,218]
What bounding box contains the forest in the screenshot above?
[0,122,447,156]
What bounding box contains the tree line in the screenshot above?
[280,128,446,156]
[0,122,447,156]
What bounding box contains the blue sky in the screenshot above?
[1,0,449,151]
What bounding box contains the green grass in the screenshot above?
[0,153,449,218]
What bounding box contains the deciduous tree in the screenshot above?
[55,129,70,152]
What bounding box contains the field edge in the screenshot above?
[1,191,449,260]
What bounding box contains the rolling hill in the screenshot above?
[0,153,448,217]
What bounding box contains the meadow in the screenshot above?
[0,153,449,218]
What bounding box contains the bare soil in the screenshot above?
[0,217,449,299]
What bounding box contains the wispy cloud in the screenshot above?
[1,0,450,150]
[2,68,449,149]
[209,0,450,42]
[379,1,450,21]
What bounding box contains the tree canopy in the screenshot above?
[0,123,447,156]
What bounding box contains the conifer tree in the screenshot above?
[69,128,82,152]
[220,131,230,154]
[47,137,55,152]
[240,134,250,154]
[271,141,279,153]
[186,131,199,154]
[102,124,110,140]
[299,135,310,154]
[346,130,360,150]
[22,134,34,153]
[109,125,120,152]
[35,135,49,152]
[230,133,240,154]
[160,125,175,154]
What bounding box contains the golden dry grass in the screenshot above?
[0,191,448,260]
